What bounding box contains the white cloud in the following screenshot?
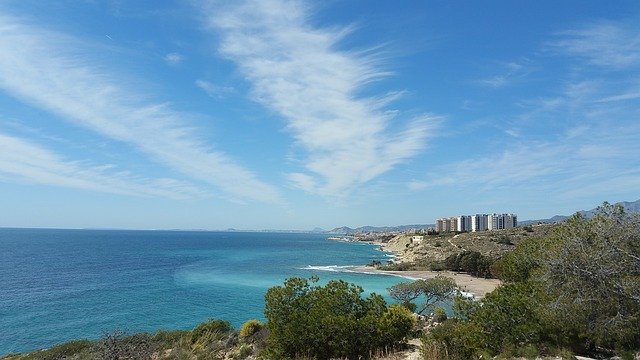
[478,60,531,88]
[201,0,439,196]
[195,79,235,98]
[164,52,184,65]
[596,91,640,103]
[549,21,640,69]
[411,78,640,200]
[0,132,207,199]
[0,15,280,203]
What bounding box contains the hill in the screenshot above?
[519,199,640,225]
[329,224,434,234]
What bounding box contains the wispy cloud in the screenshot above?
[0,15,280,203]
[195,79,235,98]
[596,91,640,103]
[201,0,439,196]
[0,132,207,199]
[478,60,532,88]
[164,52,185,65]
[411,80,640,200]
[549,21,640,69]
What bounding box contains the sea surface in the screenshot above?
[0,228,408,354]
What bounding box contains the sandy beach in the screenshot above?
[352,266,502,298]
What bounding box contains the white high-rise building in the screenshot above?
[436,213,517,233]
[488,213,518,230]
[457,215,472,232]
[471,214,488,232]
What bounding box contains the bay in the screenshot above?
[0,228,406,354]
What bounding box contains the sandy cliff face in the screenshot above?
[383,235,413,252]
[379,225,555,264]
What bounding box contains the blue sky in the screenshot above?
[0,0,639,230]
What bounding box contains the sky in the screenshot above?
[0,0,639,230]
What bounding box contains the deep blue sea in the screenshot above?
[0,228,408,355]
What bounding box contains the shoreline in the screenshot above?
[354,237,501,298]
[352,266,501,298]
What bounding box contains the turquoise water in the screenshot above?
[0,228,408,354]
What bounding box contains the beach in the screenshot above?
[352,266,502,298]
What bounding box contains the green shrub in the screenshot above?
[470,282,545,354]
[429,262,445,271]
[433,307,447,322]
[379,262,413,271]
[377,304,416,347]
[17,339,93,360]
[421,319,485,360]
[153,329,190,346]
[264,277,414,359]
[491,235,513,245]
[239,319,263,339]
[444,251,494,278]
[190,319,234,345]
[94,330,159,360]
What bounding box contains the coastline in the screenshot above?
[352,235,502,298]
[352,266,501,299]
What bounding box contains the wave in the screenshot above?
[302,265,357,273]
[301,265,417,281]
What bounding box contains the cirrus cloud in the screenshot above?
[201,0,440,197]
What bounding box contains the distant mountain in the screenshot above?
[520,199,640,225]
[328,224,434,235]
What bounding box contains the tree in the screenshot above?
[444,251,495,277]
[541,204,640,351]
[264,277,415,359]
[388,276,457,315]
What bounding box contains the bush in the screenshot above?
[367,260,382,267]
[421,319,486,360]
[191,319,233,344]
[17,339,93,360]
[491,235,513,245]
[469,282,545,354]
[239,319,263,339]
[444,251,494,278]
[153,329,189,346]
[541,205,640,352]
[379,262,413,271]
[433,307,447,322]
[93,330,159,360]
[264,277,414,359]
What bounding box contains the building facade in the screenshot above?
[435,213,517,233]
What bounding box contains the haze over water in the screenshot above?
[0,228,403,354]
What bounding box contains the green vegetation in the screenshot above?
[490,234,513,245]
[263,277,414,359]
[238,319,263,339]
[8,203,638,360]
[5,323,243,360]
[421,203,640,359]
[387,276,457,315]
[377,258,442,272]
[443,251,494,278]
[8,340,94,360]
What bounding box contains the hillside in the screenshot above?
[329,224,433,234]
[519,199,640,225]
[371,224,554,265]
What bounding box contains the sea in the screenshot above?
[0,228,410,355]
